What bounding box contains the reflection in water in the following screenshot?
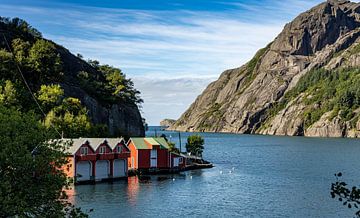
[71,128,360,217]
[65,186,76,205]
[127,177,140,206]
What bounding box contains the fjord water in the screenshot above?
[72,127,360,217]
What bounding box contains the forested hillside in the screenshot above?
[0,17,145,138]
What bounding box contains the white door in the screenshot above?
[113,159,126,177]
[76,161,91,182]
[150,149,157,168]
[173,157,179,167]
[95,160,109,181]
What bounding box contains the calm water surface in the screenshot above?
[72,127,360,217]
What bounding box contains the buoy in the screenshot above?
[229,170,232,174]
[220,170,223,174]
[190,176,193,179]
[172,178,175,181]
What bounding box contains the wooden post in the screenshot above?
[178,132,182,153]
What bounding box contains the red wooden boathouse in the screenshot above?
[62,138,130,183]
[127,137,185,171]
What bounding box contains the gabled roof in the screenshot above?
[130,138,151,149]
[130,137,170,150]
[144,138,160,146]
[106,138,125,150]
[85,138,107,151]
[59,138,125,155]
[59,138,96,155]
[154,137,171,150]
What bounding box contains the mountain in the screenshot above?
[160,119,177,127]
[170,0,360,138]
[0,17,145,137]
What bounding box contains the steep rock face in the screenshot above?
[170,0,360,138]
[0,20,145,137]
[54,44,145,137]
[305,112,346,137]
[61,83,144,136]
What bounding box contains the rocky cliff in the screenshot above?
[170,0,360,138]
[160,119,177,127]
[54,45,145,137]
[0,17,145,137]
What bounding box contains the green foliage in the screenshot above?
[12,38,31,65]
[331,173,360,217]
[79,62,143,105]
[186,135,205,157]
[0,80,18,106]
[44,97,92,138]
[37,84,64,112]
[0,106,87,217]
[247,45,269,73]
[264,68,360,128]
[36,85,109,138]
[0,49,17,81]
[0,17,142,137]
[0,17,42,39]
[168,141,180,154]
[28,39,63,83]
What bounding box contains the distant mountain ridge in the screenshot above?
[160,119,176,127]
[170,0,360,137]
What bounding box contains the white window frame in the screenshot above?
[179,157,183,164]
[99,146,107,154]
[80,147,88,155]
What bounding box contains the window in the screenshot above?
[117,146,122,153]
[80,147,88,155]
[179,157,183,164]
[99,146,106,154]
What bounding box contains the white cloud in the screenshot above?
[0,1,326,125]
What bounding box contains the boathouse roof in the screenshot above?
[130,137,171,150]
[58,138,125,154]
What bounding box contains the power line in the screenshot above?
[2,33,62,138]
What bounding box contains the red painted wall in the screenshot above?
[157,149,169,168]
[138,150,150,169]
[95,143,112,154]
[75,143,95,155]
[113,142,130,153]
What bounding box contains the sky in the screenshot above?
[0,0,325,125]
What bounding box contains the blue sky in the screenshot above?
[0,0,325,125]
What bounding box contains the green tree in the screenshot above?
[168,141,180,154]
[0,80,18,106]
[331,173,360,217]
[11,38,30,65]
[0,49,17,81]
[185,134,205,157]
[28,39,63,82]
[0,105,86,217]
[37,84,64,112]
[45,97,92,138]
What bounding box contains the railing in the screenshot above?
[114,152,130,159]
[75,152,130,161]
[75,154,97,161]
[97,153,115,160]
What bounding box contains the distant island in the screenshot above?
[170,0,360,138]
[160,119,177,128]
